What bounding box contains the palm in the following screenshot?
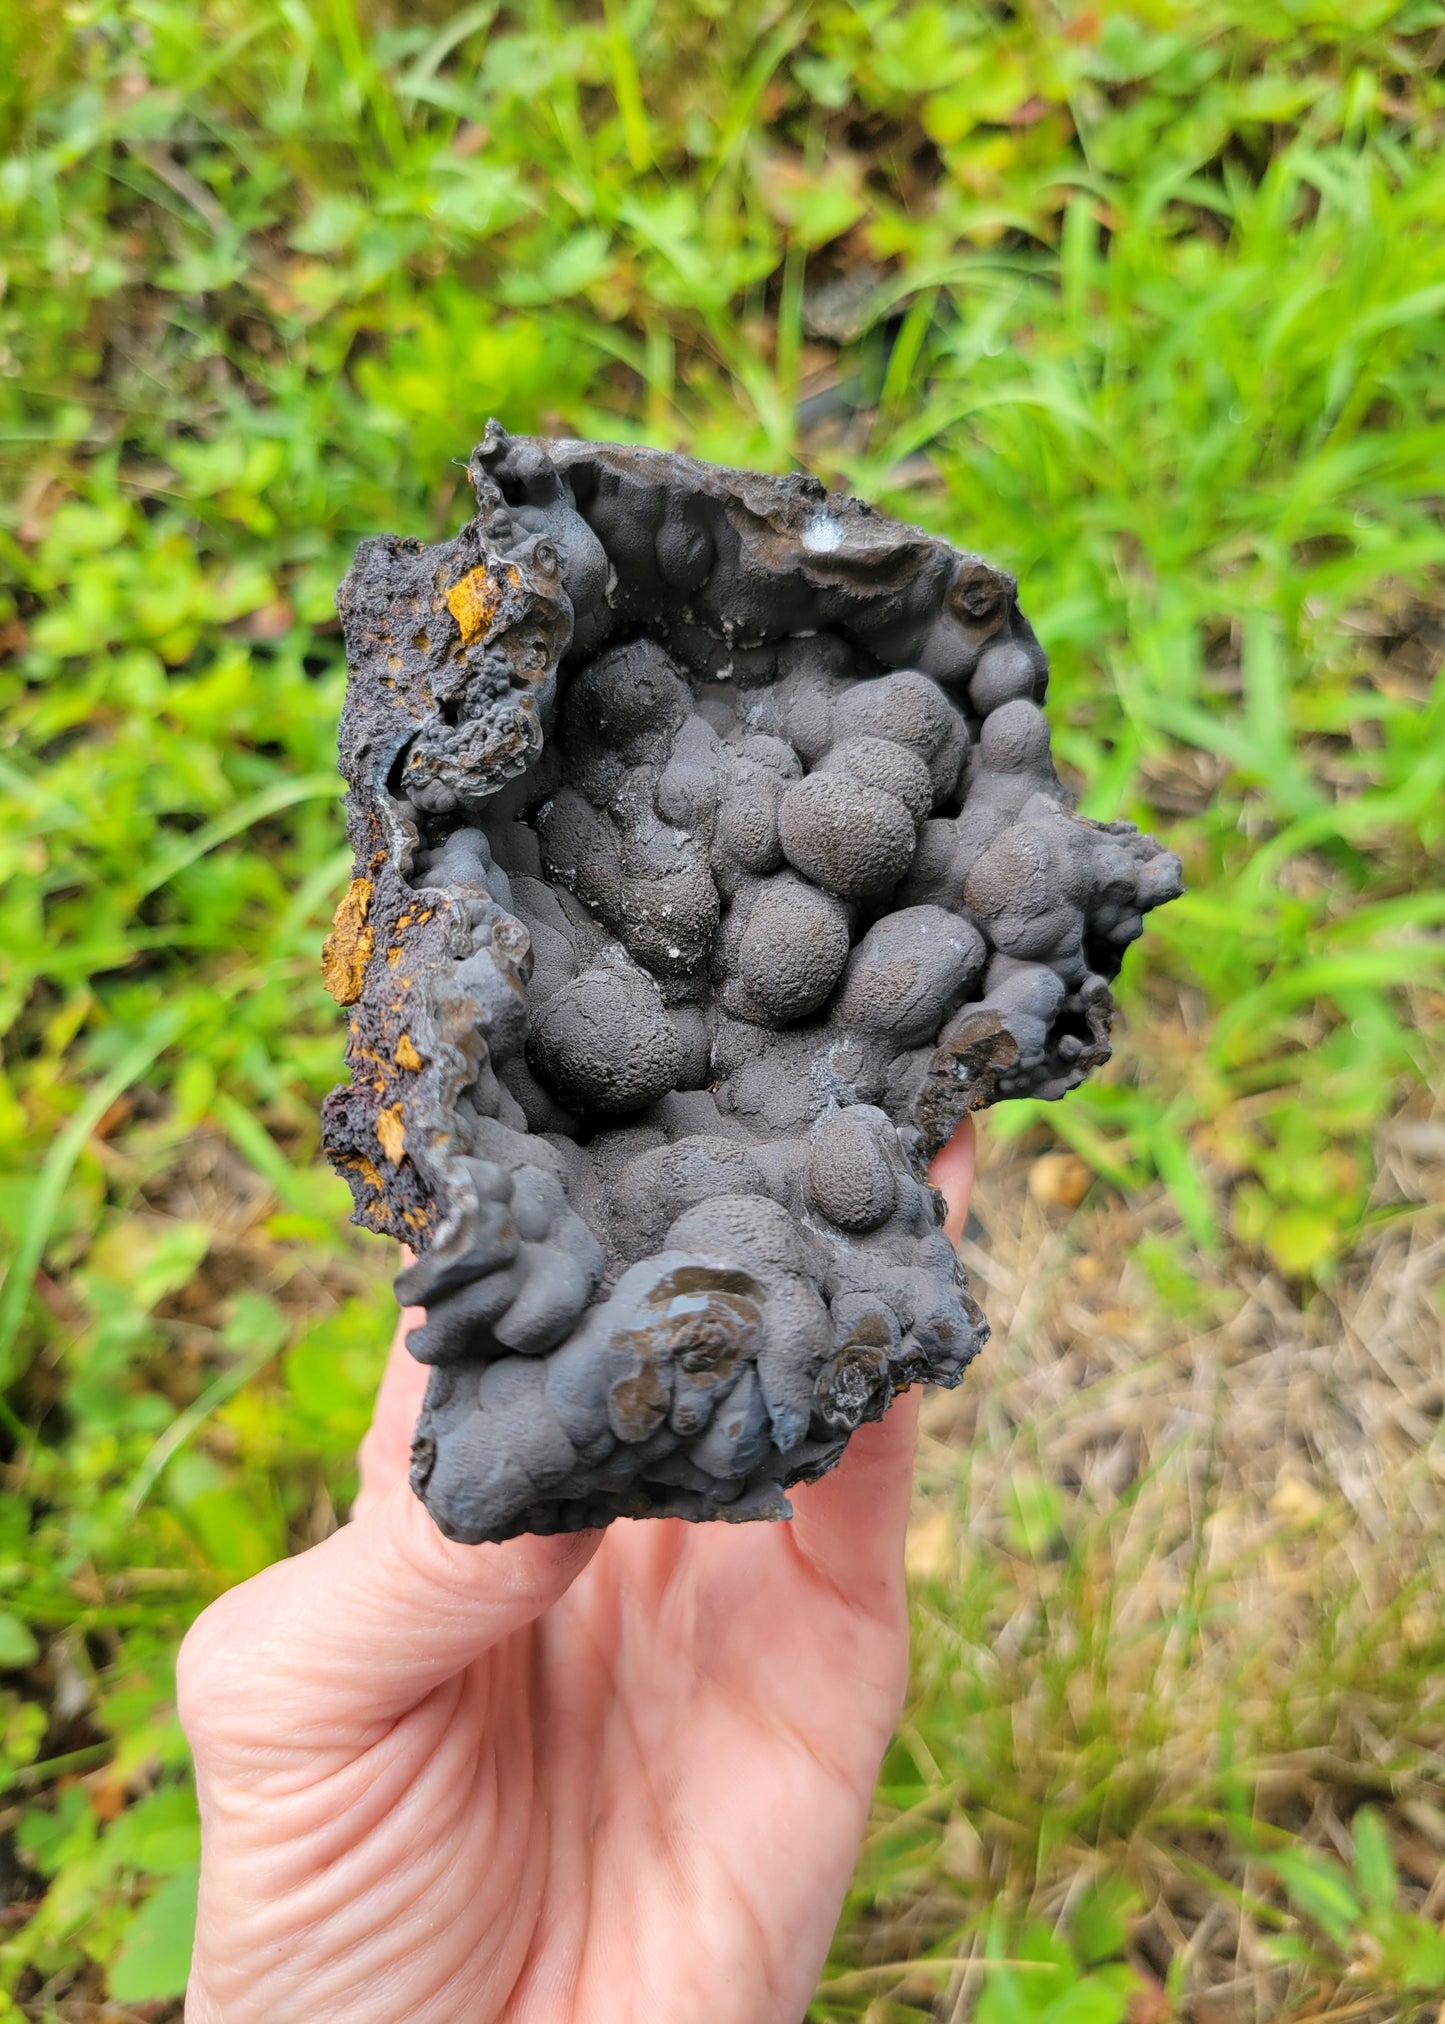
[181,1127,972,2024]
[519,1417,916,2020]
[330,1353,916,2023]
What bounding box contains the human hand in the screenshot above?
[179,1120,976,2024]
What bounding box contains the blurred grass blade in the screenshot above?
[211,1090,341,1219]
[129,775,344,904]
[0,1009,187,1379]
[601,0,652,171]
[397,1,499,99]
[124,1336,282,1515]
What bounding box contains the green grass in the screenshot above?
[1,0,1442,2014]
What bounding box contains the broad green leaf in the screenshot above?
[1071,1878,1140,1967]
[108,1862,199,2003]
[0,1611,39,1669]
[1267,1846,1362,1948]
[16,1789,94,1878]
[1003,1470,1067,1561]
[1350,1806,1397,1913]
[1041,1977,1132,2024]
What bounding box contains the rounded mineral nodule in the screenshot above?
[778,772,918,899]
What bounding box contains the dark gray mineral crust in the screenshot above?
[321,426,1182,1544]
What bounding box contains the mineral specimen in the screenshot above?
[321,426,1182,1544]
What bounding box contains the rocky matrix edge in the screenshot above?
[321,426,1182,1544]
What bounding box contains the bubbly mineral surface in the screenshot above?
[322,426,1182,1543]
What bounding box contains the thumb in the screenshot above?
[179,1480,600,1758]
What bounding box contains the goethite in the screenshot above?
[321,425,1182,1544]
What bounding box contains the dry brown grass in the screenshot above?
[826,1094,1445,2022]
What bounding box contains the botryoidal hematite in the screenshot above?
[321,426,1182,1543]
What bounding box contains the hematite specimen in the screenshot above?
[321,425,1182,1543]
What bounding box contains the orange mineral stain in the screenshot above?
[320,879,374,1005]
[375,1104,407,1164]
[445,567,500,646]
